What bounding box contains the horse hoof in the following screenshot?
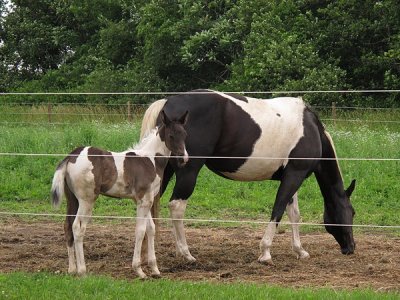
[76,271,87,277]
[135,269,147,279]
[68,268,77,275]
[258,256,274,266]
[150,273,162,279]
[298,251,310,260]
[186,256,197,263]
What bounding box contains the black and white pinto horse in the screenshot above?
[51,110,189,278]
[141,90,356,265]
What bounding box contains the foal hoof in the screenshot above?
[135,269,147,280]
[76,271,87,278]
[186,255,197,263]
[150,273,162,279]
[178,251,197,263]
[297,251,310,260]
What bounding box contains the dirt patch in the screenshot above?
[1,218,399,291]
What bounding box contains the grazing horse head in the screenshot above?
[324,179,356,254]
[158,109,189,167]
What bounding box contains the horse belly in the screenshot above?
[220,158,285,181]
[219,97,304,181]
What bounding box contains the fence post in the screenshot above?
[332,101,336,126]
[48,103,52,123]
[127,101,132,122]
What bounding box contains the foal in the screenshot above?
[51,110,188,278]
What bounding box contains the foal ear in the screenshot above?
[179,110,189,126]
[160,110,171,126]
[345,179,356,198]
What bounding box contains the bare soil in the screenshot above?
[1,218,399,291]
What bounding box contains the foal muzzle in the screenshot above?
[176,149,189,168]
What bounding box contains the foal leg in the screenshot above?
[132,194,153,279]
[259,170,308,265]
[72,200,94,276]
[286,192,310,259]
[64,185,79,274]
[145,211,160,277]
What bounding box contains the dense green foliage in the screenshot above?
[1,272,398,299]
[1,1,399,106]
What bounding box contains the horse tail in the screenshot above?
[140,99,167,139]
[140,99,167,235]
[51,159,68,208]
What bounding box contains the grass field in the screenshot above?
[0,104,399,297]
[0,105,399,228]
[1,272,399,300]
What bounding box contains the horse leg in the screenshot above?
[286,192,310,259]
[169,164,203,262]
[132,193,153,279]
[259,169,308,265]
[64,184,79,274]
[145,210,160,277]
[169,199,195,262]
[72,199,94,276]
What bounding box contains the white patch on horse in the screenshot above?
[102,151,132,198]
[286,193,310,259]
[213,91,305,181]
[66,147,96,200]
[169,199,196,262]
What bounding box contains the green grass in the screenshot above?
[0,272,398,300]
[0,106,399,230]
[0,105,399,297]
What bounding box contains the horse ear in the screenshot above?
[161,110,171,126]
[179,110,189,126]
[345,179,356,198]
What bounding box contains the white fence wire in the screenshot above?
[1,211,400,229]
[0,90,399,230]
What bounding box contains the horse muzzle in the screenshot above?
[341,242,355,255]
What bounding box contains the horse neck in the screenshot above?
[133,131,170,157]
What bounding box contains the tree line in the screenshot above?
[1,0,399,106]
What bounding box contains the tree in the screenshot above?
[219,0,347,105]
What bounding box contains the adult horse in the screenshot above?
[140,90,356,265]
[51,110,189,278]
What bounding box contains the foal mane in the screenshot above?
[130,127,159,151]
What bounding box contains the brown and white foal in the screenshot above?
[51,110,188,278]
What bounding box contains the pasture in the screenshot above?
[0,103,399,297]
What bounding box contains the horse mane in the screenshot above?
[309,105,344,183]
[140,99,167,139]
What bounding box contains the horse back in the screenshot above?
[162,91,311,180]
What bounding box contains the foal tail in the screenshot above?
[140,99,167,139]
[51,159,68,209]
